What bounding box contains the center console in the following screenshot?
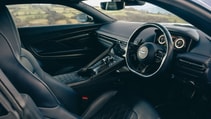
[65,46,124,87]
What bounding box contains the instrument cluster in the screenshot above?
[157,34,186,50]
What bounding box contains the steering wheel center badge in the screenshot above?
[138,46,148,59]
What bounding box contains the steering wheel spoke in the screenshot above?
[140,64,149,74]
[155,50,165,63]
[138,63,160,74]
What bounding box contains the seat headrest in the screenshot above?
[0,5,21,55]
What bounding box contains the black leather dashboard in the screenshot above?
[96,21,211,84]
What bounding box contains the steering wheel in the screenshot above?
[125,23,174,78]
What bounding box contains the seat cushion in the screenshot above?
[90,92,160,119]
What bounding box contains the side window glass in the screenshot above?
[7,4,93,27]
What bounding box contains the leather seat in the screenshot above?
[0,4,160,119]
[0,69,43,119]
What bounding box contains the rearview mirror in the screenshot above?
[100,1,145,10]
[100,1,125,10]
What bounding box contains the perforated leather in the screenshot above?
[0,4,160,119]
[53,71,87,84]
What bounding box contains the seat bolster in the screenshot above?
[0,5,21,55]
[82,91,117,119]
[20,48,80,113]
[130,100,160,119]
[0,36,60,107]
[39,106,81,119]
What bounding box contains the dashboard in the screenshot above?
[97,21,211,84]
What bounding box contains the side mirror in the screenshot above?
[76,13,93,23]
[100,1,125,10]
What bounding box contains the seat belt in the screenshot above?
[0,69,43,119]
[0,91,19,119]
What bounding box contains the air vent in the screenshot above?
[176,58,207,79]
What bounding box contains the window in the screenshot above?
[7,4,93,27]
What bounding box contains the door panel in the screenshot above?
[18,24,103,75]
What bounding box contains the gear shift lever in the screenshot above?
[77,68,96,77]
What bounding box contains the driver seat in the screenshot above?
[0,4,160,119]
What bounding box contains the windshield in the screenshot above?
[84,0,187,23]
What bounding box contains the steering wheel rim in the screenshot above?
[125,23,174,78]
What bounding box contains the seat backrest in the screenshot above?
[0,4,60,108]
[0,5,79,113]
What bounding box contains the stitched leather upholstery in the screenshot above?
[0,5,116,119]
[0,4,160,119]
